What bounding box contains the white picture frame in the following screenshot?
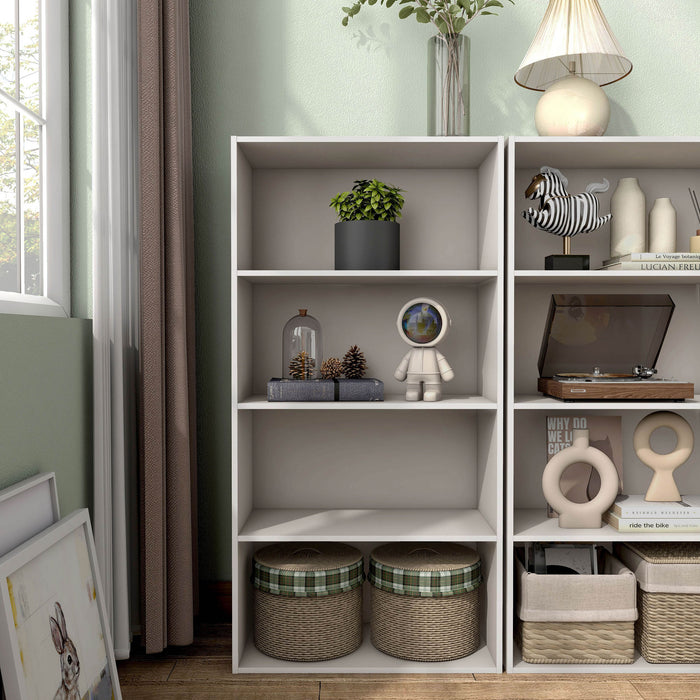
[0,473,60,558]
[0,509,121,699]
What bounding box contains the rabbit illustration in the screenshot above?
[49,602,80,700]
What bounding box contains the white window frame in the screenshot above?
[0,0,69,317]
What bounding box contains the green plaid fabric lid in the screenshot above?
[369,542,481,598]
[252,542,363,597]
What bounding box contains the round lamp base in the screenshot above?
[535,76,610,137]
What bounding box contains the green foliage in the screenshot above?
[0,16,41,294]
[341,0,514,34]
[330,179,405,222]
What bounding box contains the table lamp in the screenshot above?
[514,0,632,136]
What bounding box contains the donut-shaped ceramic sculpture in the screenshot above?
[542,429,620,529]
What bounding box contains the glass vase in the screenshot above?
[282,309,322,380]
[427,33,469,137]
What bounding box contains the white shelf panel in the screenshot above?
[514,270,700,285]
[511,137,700,170]
[238,270,498,284]
[238,627,497,673]
[239,395,498,410]
[513,395,700,410]
[236,136,501,169]
[513,509,700,542]
[239,508,497,542]
[510,647,700,674]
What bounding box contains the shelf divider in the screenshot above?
[239,395,498,410]
[513,509,700,543]
[239,508,497,542]
[238,626,498,673]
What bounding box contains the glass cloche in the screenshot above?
[282,309,322,380]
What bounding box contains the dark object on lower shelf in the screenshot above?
[544,254,590,270]
[267,378,384,401]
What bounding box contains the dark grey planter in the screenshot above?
[334,221,400,270]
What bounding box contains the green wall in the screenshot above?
[0,314,92,516]
[189,0,700,581]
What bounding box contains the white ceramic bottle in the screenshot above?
[610,177,646,257]
[648,198,677,253]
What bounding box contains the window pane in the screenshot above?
[23,113,40,294]
[19,0,40,112]
[0,101,19,293]
[0,1,17,97]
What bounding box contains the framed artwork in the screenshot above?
[0,473,60,558]
[0,509,121,699]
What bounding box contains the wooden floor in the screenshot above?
[117,624,700,699]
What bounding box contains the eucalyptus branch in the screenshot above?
[341,0,515,35]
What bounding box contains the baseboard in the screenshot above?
[199,580,232,622]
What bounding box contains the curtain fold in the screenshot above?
[138,0,198,654]
[92,0,139,661]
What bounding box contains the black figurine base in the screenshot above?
[545,254,590,270]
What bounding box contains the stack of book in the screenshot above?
[599,252,700,270]
[604,495,700,532]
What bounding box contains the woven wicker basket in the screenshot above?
[368,542,481,662]
[252,542,363,662]
[616,542,700,663]
[518,620,635,664]
[515,552,636,664]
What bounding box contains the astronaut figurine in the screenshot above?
[394,297,454,401]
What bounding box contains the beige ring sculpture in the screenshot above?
[542,429,620,529]
[634,411,694,502]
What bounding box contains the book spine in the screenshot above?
[604,513,700,532]
[603,262,700,270]
[606,253,700,263]
[612,505,700,518]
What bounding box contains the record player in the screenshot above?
[537,294,694,401]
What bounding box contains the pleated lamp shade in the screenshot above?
[515,0,632,91]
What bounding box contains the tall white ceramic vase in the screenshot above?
[648,198,677,253]
[610,177,646,257]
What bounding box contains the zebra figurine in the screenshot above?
[523,166,612,238]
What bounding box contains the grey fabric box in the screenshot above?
[516,552,637,623]
[267,378,384,402]
[516,552,637,664]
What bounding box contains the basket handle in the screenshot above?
[291,546,323,558]
[407,547,441,558]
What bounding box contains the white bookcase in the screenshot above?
[232,137,504,673]
[506,137,700,674]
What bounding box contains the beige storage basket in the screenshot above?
[515,551,637,664]
[252,542,363,662]
[615,542,700,663]
[368,542,482,662]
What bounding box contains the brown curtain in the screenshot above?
[137,0,198,654]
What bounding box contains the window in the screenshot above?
[0,0,68,316]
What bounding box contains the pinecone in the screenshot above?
[320,357,343,379]
[342,345,367,379]
[288,351,315,380]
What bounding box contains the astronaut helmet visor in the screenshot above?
[401,302,443,344]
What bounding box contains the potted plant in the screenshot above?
[341,0,515,136]
[330,178,405,269]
